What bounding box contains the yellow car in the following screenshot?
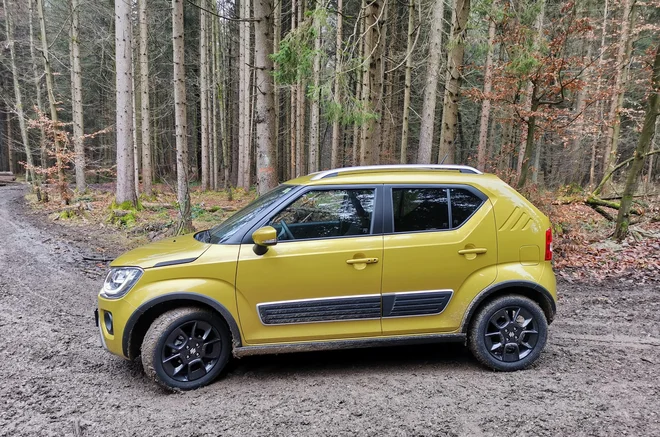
[96,165,556,390]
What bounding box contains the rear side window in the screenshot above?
[450,188,484,228]
[392,188,449,232]
[391,187,485,233]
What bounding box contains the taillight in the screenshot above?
[545,228,553,261]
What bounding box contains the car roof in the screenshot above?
[284,165,502,187]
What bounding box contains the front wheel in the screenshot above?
[468,295,548,371]
[141,307,231,390]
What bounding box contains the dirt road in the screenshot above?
[1,185,659,437]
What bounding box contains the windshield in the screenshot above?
[207,185,296,244]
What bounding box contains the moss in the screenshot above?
[110,199,144,211]
[106,209,138,228]
[59,210,75,220]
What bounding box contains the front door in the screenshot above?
[380,185,498,335]
[236,187,383,344]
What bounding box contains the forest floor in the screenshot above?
[1,183,660,436]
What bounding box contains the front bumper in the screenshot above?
[97,296,137,359]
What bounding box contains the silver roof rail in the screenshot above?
[310,164,483,180]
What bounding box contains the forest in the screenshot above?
[0,0,659,238]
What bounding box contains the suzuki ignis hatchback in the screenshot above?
[97,165,556,390]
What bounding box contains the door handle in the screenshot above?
[346,257,379,265]
[458,248,487,255]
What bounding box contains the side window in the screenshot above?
[268,189,375,241]
[450,188,484,228]
[392,188,449,232]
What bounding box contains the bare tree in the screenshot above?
[173,0,193,232]
[28,0,47,172]
[115,0,137,205]
[139,0,152,196]
[477,3,496,171]
[602,0,635,178]
[37,0,67,201]
[253,0,278,194]
[438,0,470,164]
[237,0,252,189]
[417,0,445,164]
[3,0,36,184]
[308,6,322,173]
[330,0,343,169]
[70,0,86,192]
[199,0,210,191]
[614,43,660,240]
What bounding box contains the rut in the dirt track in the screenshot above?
[1,185,659,437]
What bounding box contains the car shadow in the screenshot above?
[225,342,477,378]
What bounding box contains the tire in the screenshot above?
[468,295,548,371]
[141,307,231,390]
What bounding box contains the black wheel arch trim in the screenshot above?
[122,292,242,358]
[461,280,556,333]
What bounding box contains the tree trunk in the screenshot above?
[200,0,210,191]
[417,0,445,164]
[614,43,660,240]
[115,0,137,206]
[589,0,609,188]
[359,0,381,166]
[253,0,278,194]
[273,0,282,179]
[476,5,496,171]
[28,0,47,171]
[645,116,659,190]
[237,0,252,189]
[517,0,545,177]
[139,0,152,196]
[437,0,470,165]
[131,34,140,198]
[308,7,322,173]
[37,0,67,202]
[70,0,85,192]
[289,0,298,177]
[7,114,15,175]
[173,0,193,233]
[602,0,635,178]
[4,0,36,184]
[517,95,539,188]
[211,5,220,190]
[400,0,416,164]
[296,0,306,175]
[330,0,344,169]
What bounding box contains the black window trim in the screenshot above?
[383,184,487,235]
[240,184,385,245]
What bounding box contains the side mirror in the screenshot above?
[252,226,277,255]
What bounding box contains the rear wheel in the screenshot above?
[468,295,548,371]
[141,307,231,390]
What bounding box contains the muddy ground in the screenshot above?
[1,184,659,437]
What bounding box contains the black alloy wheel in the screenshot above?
[483,306,539,362]
[161,319,222,382]
[141,307,231,390]
[468,295,548,371]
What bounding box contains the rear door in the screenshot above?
[380,185,498,335]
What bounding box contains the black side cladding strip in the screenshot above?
[382,291,453,317]
[153,257,198,268]
[258,296,381,325]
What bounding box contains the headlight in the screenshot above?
[100,267,143,299]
